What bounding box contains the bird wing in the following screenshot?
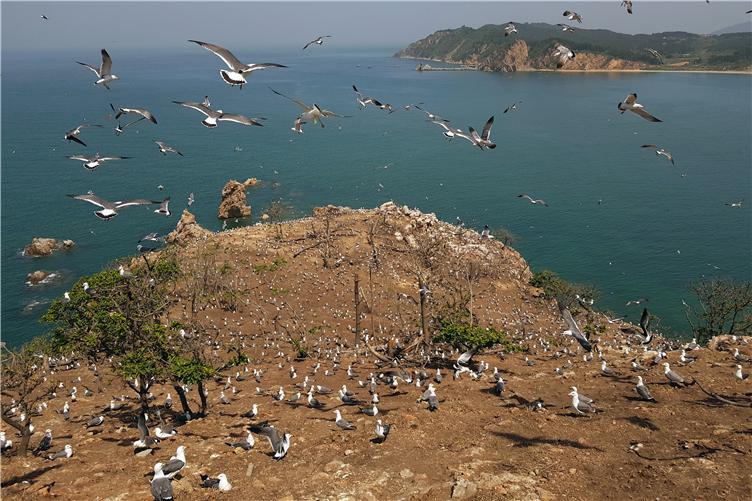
[246,63,287,72]
[268,87,310,111]
[68,155,94,162]
[68,193,111,209]
[631,107,662,122]
[155,141,167,149]
[250,424,281,450]
[189,40,245,71]
[641,144,657,148]
[161,458,185,475]
[100,49,113,76]
[151,477,173,500]
[173,101,213,117]
[302,39,317,50]
[468,127,482,142]
[481,116,494,140]
[98,156,129,162]
[68,135,87,147]
[132,109,157,123]
[137,412,150,438]
[218,114,263,126]
[114,199,159,209]
[623,93,637,106]
[77,61,100,77]
[639,308,650,335]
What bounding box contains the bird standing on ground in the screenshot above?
[635,376,656,402]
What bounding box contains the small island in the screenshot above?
[396,23,752,73]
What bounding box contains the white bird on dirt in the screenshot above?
[568,387,596,414]
[635,376,656,402]
[734,365,748,380]
[663,362,688,387]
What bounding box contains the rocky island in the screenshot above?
[395,23,752,72]
[1,204,750,500]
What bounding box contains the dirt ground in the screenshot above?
[2,203,751,500]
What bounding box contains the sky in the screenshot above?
[2,1,751,52]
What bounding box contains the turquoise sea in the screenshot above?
[2,47,750,346]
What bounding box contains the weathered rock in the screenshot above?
[26,270,51,285]
[218,179,256,219]
[23,238,75,257]
[166,210,211,246]
[451,478,478,499]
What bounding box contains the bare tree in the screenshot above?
[688,278,752,344]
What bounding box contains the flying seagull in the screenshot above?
[151,463,174,501]
[77,49,118,89]
[463,116,496,149]
[352,85,393,112]
[517,194,548,207]
[618,93,662,122]
[414,105,450,123]
[67,154,130,171]
[641,144,675,165]
[725,200,743,208]
[552,44,575,68]
[154,141,183,156]
[67,193,160,220]
[626,298,648,306]
[503,102,521,113]
[557,23,576,32]
[269,87,345,128]
[561,308,593,352]
[504,22,518,37]
[113,115,146,136]
[646,48,664,64]
[563,10,583,23]
[41,14,49,20]
[154,198,171,217]
[173,100,264,128]
[250,423,291,460]
[188,40,286,88]
[112,105,157,125]
[622,1,633,15]
[303,35,332,49]
[64,124,102,147]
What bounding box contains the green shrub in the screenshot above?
[434,322,522,352]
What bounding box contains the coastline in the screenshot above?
[397,55,752,75]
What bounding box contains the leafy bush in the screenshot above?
[253,257,287,274]
[529,270,598,310]
[169,355,216,385]
[434,322,522,352]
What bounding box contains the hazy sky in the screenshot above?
[2,1,750,52]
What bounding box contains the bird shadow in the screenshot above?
[99,437,134,447]
[491,431,602,451]
[1,464,62,488]
[623,416,660,431]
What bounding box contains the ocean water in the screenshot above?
[2,47,750,346]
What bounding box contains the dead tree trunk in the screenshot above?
[355,274,361,340]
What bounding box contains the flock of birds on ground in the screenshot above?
[4,4,751,500]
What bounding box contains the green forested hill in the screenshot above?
[395,23,752,70]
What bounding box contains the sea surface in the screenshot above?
[2,47,750,346]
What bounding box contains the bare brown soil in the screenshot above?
[2,203,751,500]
